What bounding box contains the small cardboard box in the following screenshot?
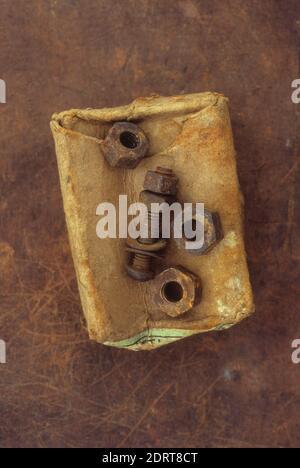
[51,93,254,350]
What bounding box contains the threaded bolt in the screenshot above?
[126,166,178,282]
[132,252,151,271]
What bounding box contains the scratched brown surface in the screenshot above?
[0,0,300,448]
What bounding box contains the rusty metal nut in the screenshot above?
[175,209,223,255]
[139,190,173,209]
[143,167,178,195]
[152,266,202,318]
[102,122,149,169]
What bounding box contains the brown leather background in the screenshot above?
[0,0,300,448]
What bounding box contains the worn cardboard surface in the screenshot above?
[51,93,254,349]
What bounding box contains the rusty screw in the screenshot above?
[125,191,171,282]
[126,237,167,282]
[102,122,149,169]
[125,167,178,282]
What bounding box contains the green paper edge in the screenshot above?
[104,324,234,350]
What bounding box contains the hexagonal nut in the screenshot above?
[139,190,173,210]
[102,122,149,169]
[152,266,202,318]
[175,209,223,255]
[143,167,178,195]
